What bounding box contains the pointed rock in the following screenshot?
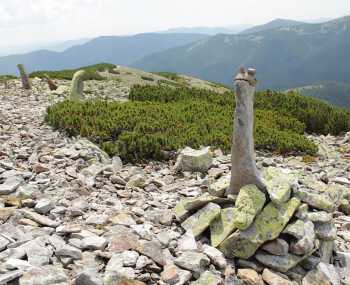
[232,184,266,230]
[210,207,236,248]
[182,202,221,238]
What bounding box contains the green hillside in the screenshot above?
[290,81,350,108]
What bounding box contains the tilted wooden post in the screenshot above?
[17,64,31,90]
[70,70,87,100]
[44,74,58,91]
[227,67,266,195]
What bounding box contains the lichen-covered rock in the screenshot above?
[255,248,316,273]
[294,188,335,212]
[209,175,230,197]
[174,147,213,173]
[182,202,221,238]
[210,208,236,248]
[219,198,300,259]
[174,193,224,221]
[284,220,307,239]
[264,167,295,204]
[232,184,266,230]
[190,271,222,285]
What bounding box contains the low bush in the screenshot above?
[46,84,350,162]
[29,63,116,80]
[141,76,154,81]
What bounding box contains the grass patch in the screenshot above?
[29,63,116,80]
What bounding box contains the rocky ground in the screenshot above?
[0,79,350,285]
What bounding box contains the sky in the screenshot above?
[0,0,349,50]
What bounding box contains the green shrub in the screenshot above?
[153,72,182,81]
[29,63,116,80]
[46,84,350,162]
[0,75,17,81]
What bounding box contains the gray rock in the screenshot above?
[0,235,10,251]
[290,221,315,255]
[177,230,198,251]
[19,265,68,285]
[319,240,334,263]
[0,270,23,284]
[315,222,337,240]
[0,175,23,194]
[174,251,210,274]
[35,198,54,214]
[122,251,139,267]
[202,244,227,269]
[302,262,341,285]
[56,245,82,260]
[81,236,107,250]
[24,238,52,266]
[136,240,165,266]
[22,210,59,227]
[174,147,213,173]
[181,202,221,238]
[104,253,135,285]
[284,219,306,239]
[262,239,289,256]
[255,250,316,273]
[6,258,33,270]
[306,211,333,223]
[86,213,108,226]
[75,272,103,285]
[190,271,222,285]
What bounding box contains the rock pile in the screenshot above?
[174,165,350,284]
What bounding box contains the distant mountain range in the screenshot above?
[133,16,350,91]
[160,25,251,35]
[0,33,207,75]
[1,16,350,109]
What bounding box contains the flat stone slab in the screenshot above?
[210,207,236,248]
[174,193,225,221]
[190,271,222,285]
[264,167,295,204]
[22,210,59,227]
[209,175,230,197]
[232,184,266,230]
[255,249,315,273]
[182,202,221,238]
[294,188,336,213]
[219,197,300,259]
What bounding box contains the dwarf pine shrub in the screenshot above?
[30,63,116,80]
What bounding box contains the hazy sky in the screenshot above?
[1,0,349,48]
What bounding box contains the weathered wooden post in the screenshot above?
[17,64,31,90]
[227,67,265,195]
[70,70,87,100]
[44,74,58,91]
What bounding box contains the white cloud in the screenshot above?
[0,0,349,49]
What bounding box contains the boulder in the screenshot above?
[262,239,289,256]
[237,269,264,285]
[264,167,295,204]
[210,207,236,248]
[174,147,213,173]
[209,175,230,197]
[219,198,300,259]
[262,269,294,285]
[182,202,221,238]
[232,184,266,230]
